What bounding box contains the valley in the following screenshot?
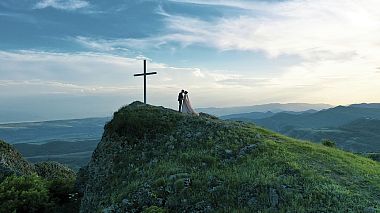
[0,117,108,170]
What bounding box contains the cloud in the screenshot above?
[0,50,249,93]
[0,50,305,107]
[152,0,380,104]
[168,0,269,10]
[34,0,89,10]
[75,0,380,62]
[1,49,380,107]
[0,79,141,96]
[162,1,380,60]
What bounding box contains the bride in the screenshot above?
[182,91,199,115]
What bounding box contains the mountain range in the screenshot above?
[223,103,380,152]
[197,103,332,116]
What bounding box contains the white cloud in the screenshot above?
[34,0,89,10]
[168,0,269,10]
[158,0,380,104]
[162,1,380,60]
[2,49,378,108]
[76,0,380,62]
[0,51,260,104]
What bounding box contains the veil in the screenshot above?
[182,94,198,115]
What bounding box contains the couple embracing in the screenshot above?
[178,90,198,115]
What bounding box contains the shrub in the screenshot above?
[0,175,81,213]
[48,178,78,205]
[321,139,336,147]
[0,175,51,213]
[367,153,380,162]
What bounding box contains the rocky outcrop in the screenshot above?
[35,161,76,180]
[0,140,35,181]
[0,140,76,182]
[79,102,380,213]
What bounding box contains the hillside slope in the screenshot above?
[0,140,76,181]
[0,140,35,181]
[79,102,380,212]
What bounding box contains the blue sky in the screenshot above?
[1,0,380,121]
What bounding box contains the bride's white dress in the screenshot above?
[182,94,199,115]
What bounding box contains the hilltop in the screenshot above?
[79,102,380,212]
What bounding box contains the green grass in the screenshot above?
[81,102,380,212]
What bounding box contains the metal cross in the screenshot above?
[134,60,157,104]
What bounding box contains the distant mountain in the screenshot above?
[197,103,332,116]
[0,117,107,170]
[225,105,380,152]
[14,140,99,157]
[340,118,380,134]
[221,111,276,121]
[283,119,380,152]
[221,110,317,121]
[0,117,109,144]
[350,103,380,109]
[14,140,99,170]
[254,106,380,131]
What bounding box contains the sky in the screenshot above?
[1,0,380,121]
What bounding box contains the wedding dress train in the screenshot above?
[182,94,199,115]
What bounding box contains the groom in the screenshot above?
[178,90,184,112]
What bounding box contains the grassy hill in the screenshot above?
[79,102,380,212]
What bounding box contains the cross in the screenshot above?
[134,60,157,104]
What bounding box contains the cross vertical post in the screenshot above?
[134,60,157,104]
[144,59,147,104]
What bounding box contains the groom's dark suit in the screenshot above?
[178,92,184,112]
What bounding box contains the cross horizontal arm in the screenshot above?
[134,72,157,77]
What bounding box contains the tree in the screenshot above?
[0,175,51,213]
